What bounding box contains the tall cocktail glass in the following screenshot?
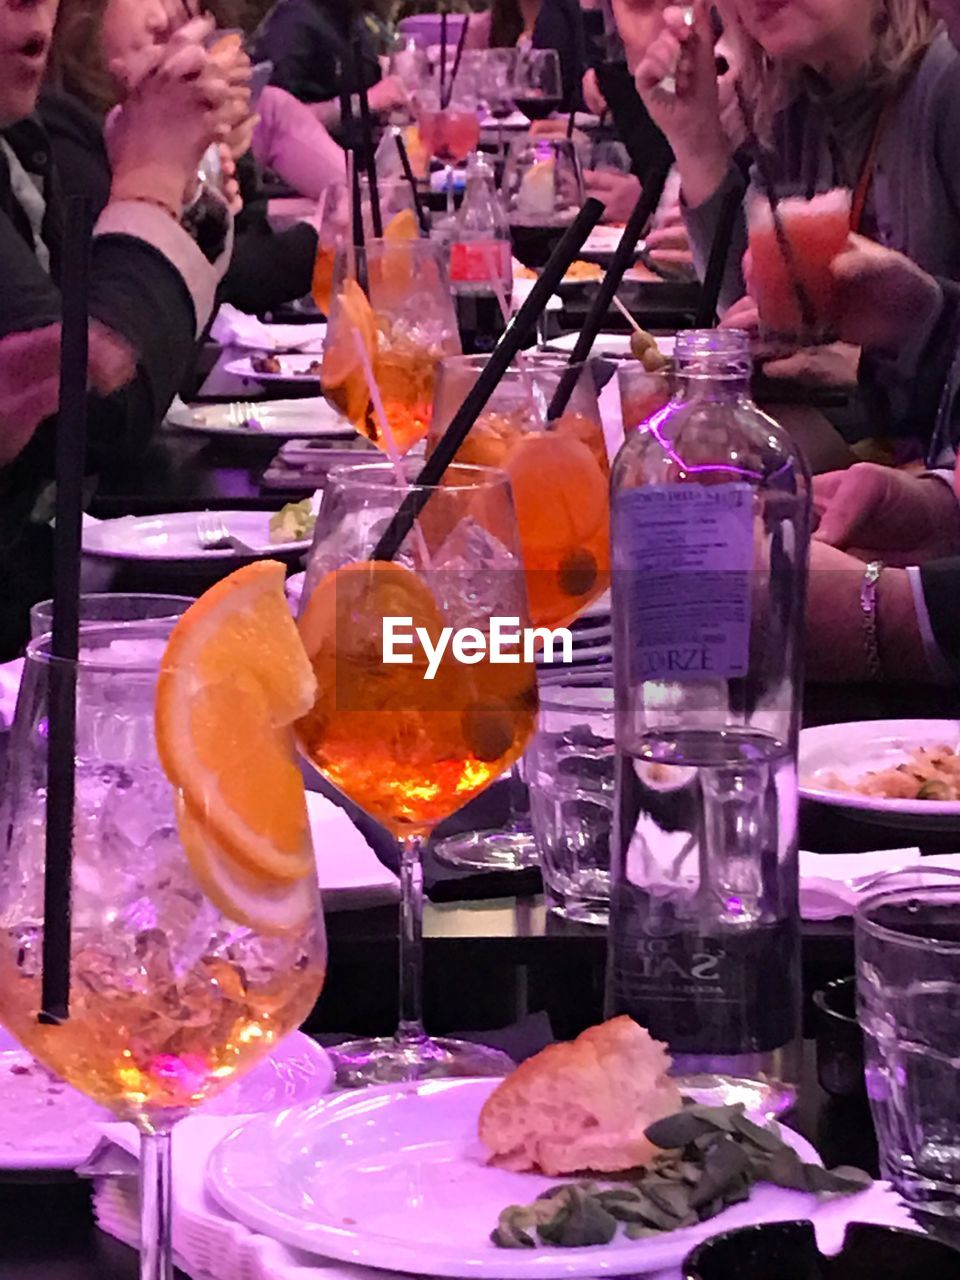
[0,621,327,1280]
[296,463,538,1085]
[321,239,461,455]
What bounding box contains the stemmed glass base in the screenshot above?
[433,827,538,871]
[329,1033,514,1089]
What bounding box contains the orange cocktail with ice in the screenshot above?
[0,564,326,1272]
[295,462,537,1084]
[321,232,461,455]
[427,357,611,630]
[747,187,851,344]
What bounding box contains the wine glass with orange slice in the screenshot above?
[425,355,611,872]
[0,564,326,1280]
[295,461,538,1085]
[320,236,461,455]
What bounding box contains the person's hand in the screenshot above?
[582,67,608,116]
[217,146,244,216]
[0,323,135,466]
[633,0,729,202]
[223,111,258,161]
[813,462,960,565]
[107,35,239,215]
[830,234,942,353]
[760,342,860,390]
[367,75,409,117]
[108,14,214,94]
[583,169,641,222]
[719,293,759,335]
[645,202,693,267]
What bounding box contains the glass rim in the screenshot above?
[26,619,175,673]
[440,353,589,373]
[322,459,512,494]
[539,684,615,712]
[855,878,960,952]
[30,591,194,619]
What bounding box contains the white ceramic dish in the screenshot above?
[82,510,310,563]
[799,719,960,830]
[164,397,355,440]
[222,323,326,354]
[206,1077,830,1279]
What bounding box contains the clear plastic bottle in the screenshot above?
[448,152,513,355]
[607,329,812,1115]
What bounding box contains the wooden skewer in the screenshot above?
[613,294,641,332]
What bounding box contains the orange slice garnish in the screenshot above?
[156,561,317,897]
[298,559,444,664]
[384,209,420,241]
[176,796,315,935]
[321,280,377,421]
[506,434,608,553]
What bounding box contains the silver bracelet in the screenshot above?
[860,561,884,680]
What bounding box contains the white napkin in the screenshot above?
[210,305,281,351]
[0,658,23,730]
[309,791,399,911]
[799,848,960,919]
[90,1114,917,1280]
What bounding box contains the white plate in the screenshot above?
[223,354,324,385]
[82,510,311,563]
[223,323,326,354]
[207,1077,830,1279]
[799,719,960,830]
[546,332,676,360]
[164,397,355,440]
[0,1029,332,1171]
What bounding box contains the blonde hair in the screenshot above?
[720,0,941,144]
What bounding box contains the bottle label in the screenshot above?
[617,484,754,681]
[450,240,511,284]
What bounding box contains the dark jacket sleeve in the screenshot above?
[256,1,342,104]
[220,221,317,315]
[859,279,960,463]
[919,556,960,675]
[534,0,588,112]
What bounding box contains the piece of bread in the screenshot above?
[478,1016,682,1177]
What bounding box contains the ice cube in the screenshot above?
[429,517,525,628]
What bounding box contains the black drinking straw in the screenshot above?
[439,11,448,109]
[733,77,816,333]
[353,36,382,239]
[442,14,469,110]
[40,196,92,1025]
[565,108,576,140]
[547,157,671,418]
[372,197,606,563]
[694,182,743,327]
[394,131,430,235]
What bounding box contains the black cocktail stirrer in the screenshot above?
[353,36,382,239]
[372,197,606,563]
[40,195,93,1026]
[394,131,430,235]
[442,14,469,110]
[733,76,816,334]
[547,155,671,419]
[439,11,448,109]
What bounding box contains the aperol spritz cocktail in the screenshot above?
[321,238,461,455]
[295,463,537,1083]
[0,566,326,1278]
[428,356,611,630]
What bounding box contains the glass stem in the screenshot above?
[446,164,454,219]
[396,834,427,1045]
[139,1128,174,1280]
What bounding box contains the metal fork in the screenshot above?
[224,402,263,431]
[196,513,259,556]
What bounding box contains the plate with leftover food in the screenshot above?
[82,507,315,563]
[799,719,960,829]
[224,353,325,385]
[207,1018,870,1278]
[164,396,354,439]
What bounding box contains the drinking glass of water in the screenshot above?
[856,869,960,1220]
